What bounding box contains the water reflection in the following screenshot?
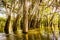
[6,34,23,40]
[23,34,28,40]
[0,33,60,40]
[6,34,15,40]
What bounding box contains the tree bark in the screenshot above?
[23,0,28,40]
[4,15,11,34]
[12,14,20,34]
[23,0,28,34]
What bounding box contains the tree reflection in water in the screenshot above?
[1,33,60,40]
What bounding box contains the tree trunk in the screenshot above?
[12,14,20,34]
[23,0,28,40]
[4,15,12,34]
[23,0,28,34]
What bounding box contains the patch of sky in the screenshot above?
[0,7,6,18]
[0,13,6,18]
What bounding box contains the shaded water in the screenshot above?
[0,33,60,40]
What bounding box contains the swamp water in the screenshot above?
[0,32,60,40]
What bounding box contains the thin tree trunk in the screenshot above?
[23,0,28,40]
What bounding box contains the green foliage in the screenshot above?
[0,17,6,32]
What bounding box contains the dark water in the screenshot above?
[0,33,60,40]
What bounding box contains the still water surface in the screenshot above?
[0,33,60,40]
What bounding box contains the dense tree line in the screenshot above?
[0,0,60,39]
